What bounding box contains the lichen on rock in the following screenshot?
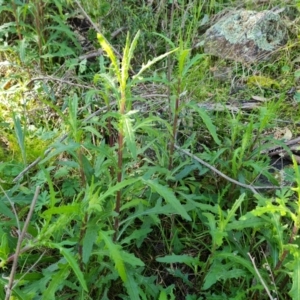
[203,9,288,63]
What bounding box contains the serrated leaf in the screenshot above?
[203,212,226,247]
[120,251,144,267]
[121,31,140,91]
[82,224,98,264]
[0,201,14,219]
[121,227,152,246]
[0,233,9,261]
[188,102,221,145]
[222,193,245,230]
[80,154,94,183]
[100,231,126,282]
[120,199,179,226]
[124,268,140,300]
[156,254,199,268]
[99,178,138,202]
[203,260,246,290]
[215,252,255,276]
[97,32,120,82]
[19,38,26,63]
[40,141,80,164]
[12,113,26,163]
[82,125,103,138]
[178,48,190,76]
[133,48,178,80]
[142,179,191,221]
[289,255,300,299]
[42,204,80,217]
[43,264,70,300]
[53,245,88,291]
[122,114,136,159]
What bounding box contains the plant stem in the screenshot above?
[168,78,181,170]
[114,90,126,240]
[5,186,40,300]
[11,1,22,40]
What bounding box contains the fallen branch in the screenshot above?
[174,144,279,194]
[5,186,40,300]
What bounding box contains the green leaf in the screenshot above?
[97,32,120,82]
[69,94,80,140]
[122,113,136,159]
[12,113,26,164]
[159,290,167,300]
[221,193,245,230]
[142,179,191,221]
[121,31,140,91]
[289,255,300,300]
[99,178,139,202]
[188,102,221,145]
[203,260,246,290]
[120,251,144,267]
[19,38,27,63]
[151,32,176,48]
[82,125,102,138]
[120,199,180,226]
[156,254,199,268]
[40,141,80,164]
[0,233,9,261]
[133,48,178,81]
[178,48,190,76]
[41,204,80,217]
[80,154,95,183]
[100,231,127,282]
[215,252,255,276]
[0,276,30,299]
[124,268,141,300]
[203,212,226,247]
[53,244,88,292]
[121,227,152,246]
[182,53,206,77]
[82,224,98,264]
[43,263,70,300]
[0,200,14,219]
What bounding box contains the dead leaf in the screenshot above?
[251,95,269,102]
[274,127,292,141]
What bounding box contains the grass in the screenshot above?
[1,0,300,299]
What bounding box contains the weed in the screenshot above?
[1,0,300,299]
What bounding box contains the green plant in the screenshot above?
[2,0,300,299]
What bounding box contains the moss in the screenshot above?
[247,75,280,88]
[6,133,50,163]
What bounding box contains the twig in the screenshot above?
[26,76,93,89]
[73,0,122,59]
[7,244,34,263]
[174,145,279,194]
[12,250,46,289]
[261,136,300,156]
[5,186,40,300]
[247,253,274,300]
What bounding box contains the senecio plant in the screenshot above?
[2,0,300,299]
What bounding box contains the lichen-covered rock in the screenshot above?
[203,10,288,63]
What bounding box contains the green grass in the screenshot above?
[1,0,300,299]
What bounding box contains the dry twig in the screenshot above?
[5,186,40,300]
[174,144,279,194]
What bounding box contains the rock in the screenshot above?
[203,9,288,63]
